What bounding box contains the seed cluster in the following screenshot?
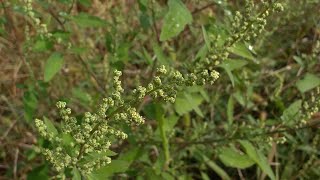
[23,0,52,38]
[300,88,320,126]
[198,1,284,71]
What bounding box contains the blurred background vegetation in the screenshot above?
[0,0,320,179]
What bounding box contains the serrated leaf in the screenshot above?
[43,116,58,136]
[296,73,320,93]
[239,140,275,180]
[160,0,192,41]
[72,13,107,27]
[218,147,255,169]
[44,53,64,82]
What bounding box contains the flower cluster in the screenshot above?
[34,71,135,175]
[199,1,284,70]
[23,0,52,38]
[300,87,320,126]
[225,1,284,47]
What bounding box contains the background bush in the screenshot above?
[0,0,320,179]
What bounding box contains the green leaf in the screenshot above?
[139,13,151,29]
[184,93,204,117]
[160,0,192,41]
[61,133,75,146]
[281,100,302,124]
[202,155,231,180]
[239,140,275,180]
[218,147,255,169]
[293,56,304,66]
[23,90,38,122]
[201,172,211,180]
[32,38,53,52]
[72,13,107,27]
[27,165,49,180]
[296,73,320,93]
[228,43,254,60]
[202,26,210,49]
[72,168,81,180]
[153,42,169,65]
[158,115,170,164]
[142,47,153,64]
[43,116,58,136]
[72,88,92,104]
[218,59,247,86]
[174,93,204,116]
[44,53,64,82]
[227,96,234,125]
[79,150,117,165]
[219,59,248,71]
[195,44,208,62]
[118,147,141,164]
[87,160,130,179]
[78,0,91,7]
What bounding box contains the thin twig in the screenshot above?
[1,120,17,140]
[13,148,19,180]
[48,8,66,31]
[77,54,107,95]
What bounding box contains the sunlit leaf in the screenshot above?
[296,73,320,93]
[160,0,192,41]
[218,147,255,169]
[44,52,64,82]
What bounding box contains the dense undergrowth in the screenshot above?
[0,0,320,179]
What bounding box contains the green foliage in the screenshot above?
[1,0,320,179]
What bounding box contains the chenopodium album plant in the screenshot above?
[34,0,285,178]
